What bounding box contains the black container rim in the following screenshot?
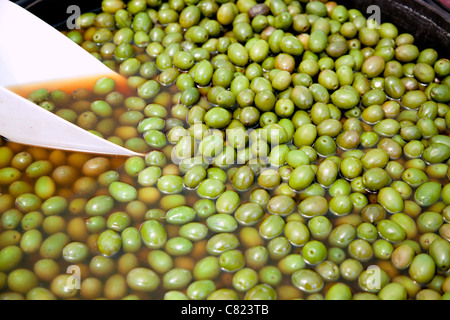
[10,0,450,55]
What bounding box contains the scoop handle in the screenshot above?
[0,0,114,88]
[0,1,143,157]
[0,86,144,157]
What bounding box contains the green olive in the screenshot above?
[409,254,436,284]
[288,165,315,191]
[0,246,23,272]
[414,182,442,207]
[127,268,160,292]
[108,182,137,203]
[141,220,167,249]
[298,196,328,218]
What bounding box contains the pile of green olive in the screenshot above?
[0,0,449,300]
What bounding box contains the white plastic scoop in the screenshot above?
[0,0,144,157]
